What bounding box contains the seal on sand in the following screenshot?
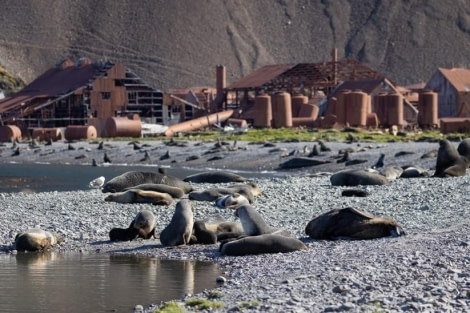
[15,229,64,252]
[183,171,247,183]
[235,205,291,237]
[215,193,250,209]
[219,234,307,256]
[123,183,185,198]
[433,139,468,177]
[104,189,173,205]
[305,207,405,240]
[160,199,194,246]
[330,169,390,186]
[102,170,193,193]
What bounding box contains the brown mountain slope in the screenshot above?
[0,0,469,91]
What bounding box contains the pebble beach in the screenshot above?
[1,138,470,312]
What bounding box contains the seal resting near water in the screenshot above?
[305,207,405,240]
[219,234,308,256]
[235,205,291,237]
[433,139,469,177]
[109,209,157,241]
[102,169,193,193]
[191,215,244,244]
[183,171,248,183]
[160,199,194,246]
[123,183,185,198]
[105,189,173,205]
[15,229,64,252]
[330,169,390,186]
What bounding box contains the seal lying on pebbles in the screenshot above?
[191,218,244,244]
[341,189,370,197]
[457,138,470,161]
[433,139,469,177]
[183,171,248,183]
[102,169,193,193]
[109,226,139,242]
[235,205,291,237]
[330,169,390,186]
[109,210,157,241]
[104,189,173,205]
[278,157,331,169]
[15,229,64,252]
[219,234,308,256]
[160,199,194,246]
[215,193,250,209]
[189,182,261,203]
[305,207,405,240]
[123,183,185,198]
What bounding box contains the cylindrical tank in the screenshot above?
[325,97,337,116]
[64,125,97,141]
[253,95,272,128]
[0,125,21,142]
[418,91,438,127]
[335,89,350,125]
[298,103,319,120]
[386,93,404,126]
[292,117,316,127]
[291,95,308,117]
[103,117,141,138]
[272,92,292,128]
[346,90,368,127]
[373,92,388,126]
[32,128,62,141]
[366,113,379,129]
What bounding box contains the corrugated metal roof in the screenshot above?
[0,61,105,114]
[226,64,295,89]
[332,78,386,95]
[439,68,470,92]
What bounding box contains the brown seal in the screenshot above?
[183,171,248,183]
[434,139,469,177]
[330,169,390,186]
[104,189,173,205]
[235,205,291,237]
[123,183,185,198]
[305,207,405,240]
[219,234,307,256]
[159,199,194,246]
[15,229,64,252]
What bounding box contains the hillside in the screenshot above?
[0,0,468,92]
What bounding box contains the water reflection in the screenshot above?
[0,252,221,313]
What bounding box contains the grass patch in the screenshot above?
[207,290,223,299]
[185,298,224,310]
[153,301,185,313]
[238,300,260,309]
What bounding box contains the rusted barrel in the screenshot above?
[253,95,272,128]
[103,117,141,138]
[325,97,337,116]
[292,117,316,127]
[347,90,368,127]
[298,103,319,119]
[0,125,21,142]
[336,89,351,125]
[64,125,97,141]
[387,92,404,126]
[418,91,438,127]
[291,95,308,117]
[32,128,62,141]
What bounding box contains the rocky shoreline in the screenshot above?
[1,139,470,312]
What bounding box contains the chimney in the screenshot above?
[332,48,338,85]
[216,65,226,94]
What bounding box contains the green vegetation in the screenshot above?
[153,301,186,313]
[0,64,24,95]
[238,300,260,309]
[185,298,224,310]
[207,290,223,299]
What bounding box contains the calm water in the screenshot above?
[0,252,221,313]
[0,163,279,193]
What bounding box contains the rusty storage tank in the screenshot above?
[64,125,97,141]
[346,90,368,127]
[272,92,293,128]
[253,95,272,128]
[103,117,141,138]
[386,93,404,126]
[373,92,388,126]
[298,103,319,119]
[366,113,379,128]
[325,97,337,116]
[418,91,438,127]
[0,125,21,142]
[335,89,351,125]
[32,128,62,141]
[291,95,308,117]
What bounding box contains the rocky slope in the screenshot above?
[0,0,469,91]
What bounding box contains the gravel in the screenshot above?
[1,140,470,312]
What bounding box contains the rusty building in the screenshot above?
[0,58,164,135]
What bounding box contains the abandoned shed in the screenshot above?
[163,87,217,123]
[425,68,470,118]
[0,58,164,136]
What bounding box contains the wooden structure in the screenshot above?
[0,58,163,135]
[425,68,470,118]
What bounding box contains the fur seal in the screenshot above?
[330,169,390,186]
[278,157,331,169]
[191,220,217,244]
[235,205,291,237]
[15,229,64,252]
[457,138,470,160]
[109,227,139,242]
[102,170,193,193]
[341,189,370,197]
[372,153,385,169]
[219,234,307,256]
[105,189,173,205]
[159,199,194,246]
[191,216,244,244]
[133,209,157,239]
[123,183,185,198]
[400,166,430,178]
[215,193,250,209]
[189,182,260,203]
[183,171,248,183]
[378,166,403,180]
[433,139,466,177]
[305,207,405,240]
